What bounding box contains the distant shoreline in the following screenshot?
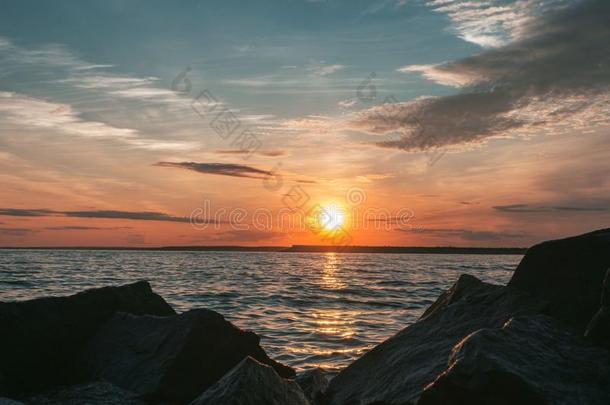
[0,245,527,255]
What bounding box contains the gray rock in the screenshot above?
[190,357,309,405]
[0,399,26,405]
[508,228,610,331]
[418,315,610,405]
[24,381,146,405]
[326,274,548,405]
[81,309,295,404]
[0,281,175,396]
[296,368,329,404]
[585,268,610,349]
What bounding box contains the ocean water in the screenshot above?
[0,250,521,373]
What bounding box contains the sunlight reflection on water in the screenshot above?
[0,250,520,373]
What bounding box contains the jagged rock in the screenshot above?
[81,309,295,404]
[509,228,610,331]
[0,281,175,396]
[24,381,146,405]
[418,315,610,405]
[0,399,25,405]
[189,356,309,405]
[585,268,610,349]
[296,368,329,403]
[326,275,548,405]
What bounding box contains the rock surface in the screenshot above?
[0,399,26,405]
[326,274,548,405]
[189,356,309,405]
[81,309,295,404]
[25,381,146,405]
[296,368,329,404]
[585,268,610,349]
[418,315,610,405]
[0,281,175,396]
[508,228,610,331]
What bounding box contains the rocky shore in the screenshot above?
[2,228,610,404]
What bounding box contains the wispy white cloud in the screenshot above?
[397,63,479,87]
[0,91,135,138]
[0,36,197,111]
[0,91,197,151]
[425,0,572,48]
[59,75,157,89]
[0,36,114,71]
[309,64,345,77]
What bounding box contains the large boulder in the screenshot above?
[585,268,610,350]
[326,275,548,405]
[0,399,25,405]
[24,381,146,405]
[418,315,610,405]
[296,368,329,404]
[80,309,295,404]
[0,281,175,396]
[189,357,309,405]
[508,228,610,331]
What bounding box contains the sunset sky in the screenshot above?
[0,0,609,247]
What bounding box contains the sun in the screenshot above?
[316,203,346,231]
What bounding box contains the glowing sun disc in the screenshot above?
[318,203,346,231]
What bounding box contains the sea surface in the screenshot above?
[0,250,521,373]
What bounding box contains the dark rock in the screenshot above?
[296,368,329,404]
[81,309,295,404]
[418,315,610,405]
[326,275,548,405]
[0,399,26,405]
[508,228,610,331]
[24,381,146,405]
[0,281,175,396]
[189,356,309,405]
[585,268,610,349]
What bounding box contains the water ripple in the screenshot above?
[0,250,519,373]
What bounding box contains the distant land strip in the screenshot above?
[0,245,527,254]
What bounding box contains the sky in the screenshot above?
[0,0,609,247]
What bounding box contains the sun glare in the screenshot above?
[317,203,346,231]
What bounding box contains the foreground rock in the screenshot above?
[81,309,295,404]
[326,275,549,405]
[190,357,309,405]
[418,315,610,405]
[25,381,146,405]
[0,399,25,405]
[0,281,175,396]
[296,368,329,404]
[585,268,610,350]
[509,228,610,331]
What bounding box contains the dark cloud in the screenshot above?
[494,203,609,213]
[187,229,281,243]
[0,208,218,223]
[0,208,56,217]
[400,227,524,241]
[44,226,133,231]
[63,210,192,222]
[368,216,414,224]
[350,0,610,151]
[154,161,273,179]
[493,204,550,213]
[214,149,286,157]
[0,227,35,236]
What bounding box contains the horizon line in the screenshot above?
[0,244,528,254]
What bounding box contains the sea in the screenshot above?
[0,250,521,374]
